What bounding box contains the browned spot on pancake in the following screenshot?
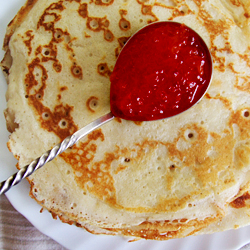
[119,10,131,31]
[180,218,188,223]
[65,43,74,55]
[239,51,250,68]
[60,86,68,92]
[168,124,211,166]
[230,107,250,140]
[93,0,114,6]
[34,42,64,75]
[78,3,88,18]
[155,0,194,20]
[205,93,212,99]
[3,0,39,50]
[115,47,123,57]
[118,36,130,47]
[115,36,130,58]
[114,164,129,175]
[37,2,65,31]
[53,28,69,43]
[41,42,57,59]
[138,1,158,23]
[97,63,112,77]
[234,142,250,170]
[25,57,47,93]
[235,75,250,94]
[4,109,19,133]
[14,0,85,144]
[88,129,105,141]
[154,0,177,8]
[25,58,78,140]
[104,29,114,42]
[229,0,241,7]
[78,5,114,42]
[1,49,12,78]
[37,7,70,67]
[35,100,77,140]
[2,66,9,75]
[71,65,83,79]
[133,121,143,126]
[244,13,250,18]
[213,54,226,72]
[206,93,232,110]
[84,32,91,38]
[61,129,118,204]
[194,0,232,35]
[23,30,34,55]
[53,61,62,72]
[166,3,192,20]
[86,96,99,113]
[228,62,241,74]
[169,164,176,171]
[35,45,42,55]
[191,0,234,72]
[230,192,250,208]
[114,117,122,123]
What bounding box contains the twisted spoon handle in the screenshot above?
[0,112,114,195]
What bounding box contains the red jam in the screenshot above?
[110,22,212,121]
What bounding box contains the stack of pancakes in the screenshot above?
[2,0,250,240]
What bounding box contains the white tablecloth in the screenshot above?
[0,194,67,250]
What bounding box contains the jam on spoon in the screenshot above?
[110,21,213,121]
[0,21,213,194]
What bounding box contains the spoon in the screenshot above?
[0,21,213,195]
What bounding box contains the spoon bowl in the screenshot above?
[110,21,213,121]
[0,21,213,195]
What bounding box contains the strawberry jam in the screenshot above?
[110,22,212,121]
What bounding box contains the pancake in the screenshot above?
[2,0,250,240]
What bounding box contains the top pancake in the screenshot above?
[2,0,250,240]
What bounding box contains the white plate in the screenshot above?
[0,1,250,249]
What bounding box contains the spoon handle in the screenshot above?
[0,112,114,195]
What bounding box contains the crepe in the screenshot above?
[2,0,250,240]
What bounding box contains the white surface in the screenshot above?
[1,1,250,250]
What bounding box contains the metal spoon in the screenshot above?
[0,21,213,195]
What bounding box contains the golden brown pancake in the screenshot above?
[2,0,250,240]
